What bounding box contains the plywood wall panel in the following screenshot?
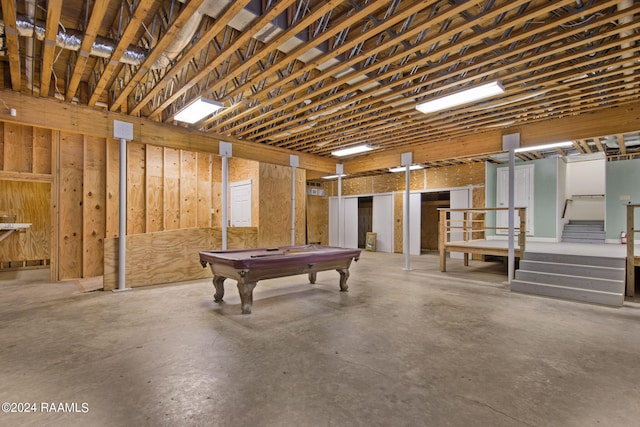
[324,164,486,197]
[103,227,258,290]
[4,123,33,172]
[127,142,146,234]
[306,195,328,245]
[258,163,291,247]
[427,163,484,189]
[295,168,306,244]
[105,139,120,237]
[0,123,4,170]
[180,151,197,228]
[82,136,106,277]
[394,192,403,253]
[374,174,403,194]
[0,181,49,262]
[197,153,212,228]
[163,147,181,230]
[58,132,83,279]
[146,144,164,232]
[33,128,52,174]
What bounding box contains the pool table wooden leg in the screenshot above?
[337,268,349,292]
[213,275,226,302]
[308,272,317,284]
[237,280,257,314]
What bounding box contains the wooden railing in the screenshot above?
[438,207,526,272]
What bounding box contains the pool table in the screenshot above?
[199,244,361,314]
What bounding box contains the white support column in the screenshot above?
[290,155,299,246]
[502,133,520,283]
[220,142,232,250]
[401,152,413,271]
[336,164,344,247]
[113,120,133,292]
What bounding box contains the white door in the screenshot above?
[373,194,394,253]
[450,188,470,259]
[230,180,251,227]
[497,165,534,234]
[343,198,358,248]
[408,192,421,255]
[328,197,358,248]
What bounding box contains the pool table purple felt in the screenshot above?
[199,245,361,314]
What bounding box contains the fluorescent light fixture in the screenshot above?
[174,97,224,123]
[322,174,347,179]
[389,165,424,173]
[331,145,374,157]
[514,141,573,152]
[416,81,505,114]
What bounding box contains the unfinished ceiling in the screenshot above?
[0,0,639,168]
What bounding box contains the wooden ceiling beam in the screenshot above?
[193,0,353,126]
[88,0,157,107]
[239,0,607,141]
[65,0,110,102]
[264,0,628,149]
[39,0,64,97]
[340,104,640,174]
[618,134,627,154]
[146,0,300,120]
[205,0,423,129]
[299,52,640,155]
[0,0,21,91]
[109,0,207,112]
[228,0,517,137]
[0,89,335,172]
[129,0,255,116]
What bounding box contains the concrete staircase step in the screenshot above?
[561,237,606,244]
[518,260,625,281]
[522,252,625,268]
[563,226,604,232]
[514,270,625,294]
[511,280,624,307]
[513,250,625,307]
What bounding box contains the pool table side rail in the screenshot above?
[199,245,361,270]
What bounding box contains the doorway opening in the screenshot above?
[358,196,373,249]
[420,191,450,253]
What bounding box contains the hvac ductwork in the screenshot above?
[0,10,203,69]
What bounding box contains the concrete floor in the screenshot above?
[1,252,640,427]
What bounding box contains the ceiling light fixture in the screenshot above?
[389,165,424,173]
[331,144,374,157]
[416,81,505,114]
[174,97,224,123]
[514,141,573,152]
[322,174,347,179]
